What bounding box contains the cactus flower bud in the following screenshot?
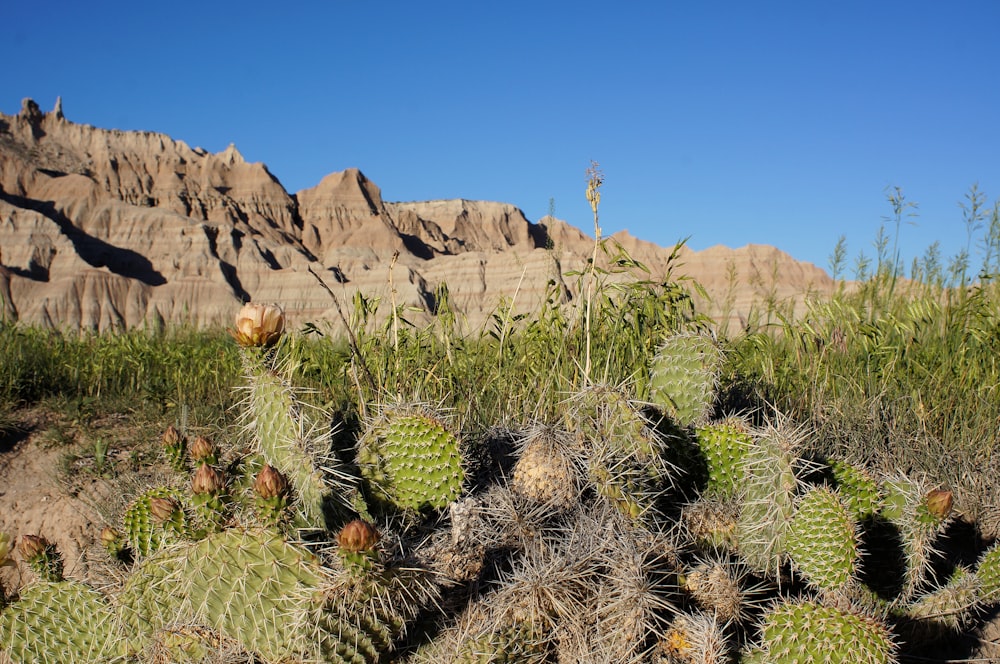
[100,526,124,557]
[192,464,225,496]
[162,425,184,448]
[254,464,289,500]
[925,488,954,521]
[230,302,285,347]
[0,532,15,567]
[189,435,218,465]
[18,534,49,561]
[338,519,380,554]
[149,496,182,525]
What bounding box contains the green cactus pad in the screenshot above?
[356,405,464,512]
[829,459,882,521]
[0,579,124,663]
[903,566,980,642]
[786,486,860,591]
[240,359,340,530]
[752,599,897,664]
[976,542,1000,603]
[119,528,330,662]
[693,417,753,499]
[648,332,722,427]
[735,421,807,575]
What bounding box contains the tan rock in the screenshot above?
[0,98,835,334]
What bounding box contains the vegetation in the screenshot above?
[1,177,999,662]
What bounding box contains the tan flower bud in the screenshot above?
[149,496,181,524]
[189,435,217,464]
[337,519,380,554]
[230,302,285,347]
[162,425,184,448]
[0,531,15,567]
[254,465,289,500]
[925,488,954,521]
[18,534,49,561]
[192,464,225,496]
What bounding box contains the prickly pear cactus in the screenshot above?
[240,359,341,530]
[0,579,124,663]
[693,416,753,500]
[565,383,675,520]
[903,566,980,641]
[748,599,898,664]
[510,425,580,511]
[786,486,860,592]
[119,528,335,663]
[648,332,722,427]
[122,486,189,558]
[829,459,882,521]
[976,542,1000,602]
[356,404,465,512]
[735,420,808,575]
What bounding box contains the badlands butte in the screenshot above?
[0,98,833,334]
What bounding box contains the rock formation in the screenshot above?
[0,98,834,334]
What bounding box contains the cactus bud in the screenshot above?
[100,526,125,559]
[254,464,289,500]
[0,531,14,568]
[162,425,187,472]
[18,534,48,561]
[149,496,182,525]
[338,519,380,554]
[230,302,285,348]
[18,534,63,581]
[189,435,218,466]
[192,464,225,496]
[925,488,953,521]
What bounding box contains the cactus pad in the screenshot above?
[648,332,722,427]
[786,486,860,591]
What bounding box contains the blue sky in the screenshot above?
[3,1,998,275]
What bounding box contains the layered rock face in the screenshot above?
[0,98,833,333]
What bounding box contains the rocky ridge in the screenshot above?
[0,98,834,333]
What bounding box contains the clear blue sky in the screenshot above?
[4,1,998,275]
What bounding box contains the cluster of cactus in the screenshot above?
[3,314,1000,663]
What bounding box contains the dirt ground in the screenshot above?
[1,407,999,662]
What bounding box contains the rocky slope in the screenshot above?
[0,98,834,333]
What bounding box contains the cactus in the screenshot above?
[875,474,952,600]
[119,527,332,662]
[903,566,981,642]
[735,420,810,576]
[565,383,676,520]
[659,612,730,664]
[829,459,882,522]
[190,462,229,532]
[680,497,740,553]
[748,599,898,664]
[240,356,345,530]
[693,416,753,500]
[648,332,723,428]
[356,403,465,513]
[161,424,187,473]
[786,486,860,592]
[510,424,580,511]
[0,579,125,663]
[122,486,189,558]
[680,557,758,623]
[976,542,1000,603]
[16,534,64,583]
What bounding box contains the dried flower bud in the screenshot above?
[925,488,954,521]
[162,425,184,448]
[149,496,181,524]
[230,302,285,347]
[337,519,380,554]
[18,534,49,561]
[192,464,225,496]
[189,435,217,464]
[0,532,15,567]
[254,465,289,500]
